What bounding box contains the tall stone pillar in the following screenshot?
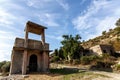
[41,30,45,45]
[24,29,28,48]
[43,51,49,72]
[43,51,47,72]
[47,52,50,71]
[9,50,14,75]
[22,29,28,75]
[22,50,28,75]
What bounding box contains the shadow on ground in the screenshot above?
[25,67,113,79]
[50,68,86,75]
[89,66,113,72]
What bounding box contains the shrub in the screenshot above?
[72,59,80,65]
[102,53,110,58]
[1,61,10,73]
[80,56,90,65]
[51,56,60,62]
[97,61,113,68]
[90,60,114,72]
[63,60,69,64]
[102,31,106,35]
[112,64,120,72]
[95,54,115,68]
[101,54,116,63]
[116,64,120,70]
[0,61,6,72]
[89,55,99,60]
[80,55,99,65]
[1,72,9,76]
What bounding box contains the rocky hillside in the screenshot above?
[82,26,120,51]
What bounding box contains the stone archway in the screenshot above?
[29,54,37,72]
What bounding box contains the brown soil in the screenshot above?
[24,72,120,80]
[24,73,62,80]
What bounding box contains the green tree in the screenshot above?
[58,47,65,60]
[0,61,6,72]
[61,34,84,61]
[0,61,10,73]
[1,61,10,73]
[102,31,106,35]
[116,18,120,27]
[54,49,59,56]
[50,49,59,62]
[114,18,120,38]
[114,27,120,34]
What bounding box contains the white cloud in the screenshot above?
[0,7,25,33]
[26,0,56,9]
[80,0,87,5]
[56,0,69,11]
[0,0,11,3]
[96,17,117,35]
[0,43,11,49]
[0,31,16,61]
[0,8,15,26]
[27,0,44,8]
[0,31,10,34]
[0,30,17,38]
[0,33,16,40]
[0,50,11,62]
[27,0,69,11]
[0,30,20,61]
[72,0,120,40]
[37,13,60,27]
[46,35,63,41]
[0,5,22,61]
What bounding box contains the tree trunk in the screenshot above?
[67,55,71,61]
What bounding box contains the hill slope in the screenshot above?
[82,26,120,51]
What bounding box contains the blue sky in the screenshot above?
[0,0,120,61]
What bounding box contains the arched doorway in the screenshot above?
[29,54,37,72]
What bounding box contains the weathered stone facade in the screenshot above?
[10,21,50,75]
[90,44,115,56]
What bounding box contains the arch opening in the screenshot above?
[29,54,37,72]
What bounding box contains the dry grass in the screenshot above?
[24,69,114,80]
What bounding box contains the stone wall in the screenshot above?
[100,45,114,55]
[90,45,103,55]
[10,50,23,74]
[90,45,115,56]
[14,38,49,50]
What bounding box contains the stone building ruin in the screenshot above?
[10,21,50,75]
[90,44,115,56]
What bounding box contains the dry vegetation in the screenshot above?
[23,65,120,80]
[82,26,120,51]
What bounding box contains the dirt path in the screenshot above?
[0,71,119,80]
[0,73,2,79]
[92,71,120,80]
[1,64,120,80]
[24,73,62,80]
[23,72,120,80]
